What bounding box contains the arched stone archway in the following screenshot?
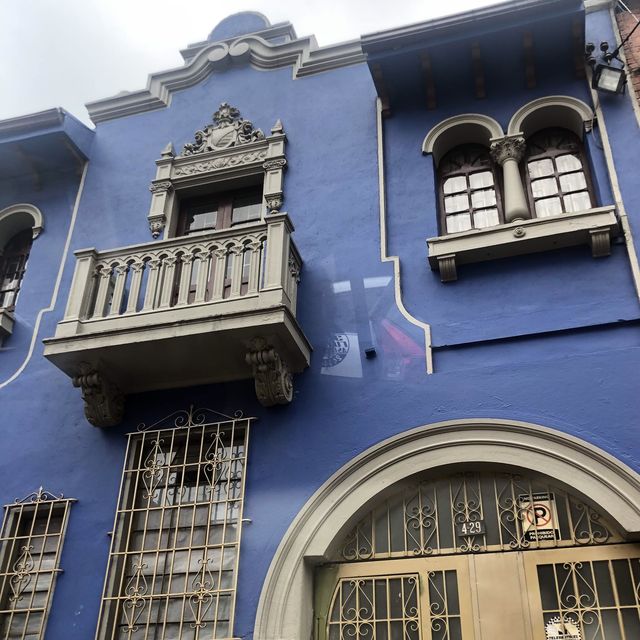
[254,419,640,640]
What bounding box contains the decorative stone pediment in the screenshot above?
[181,103,265,156]
[147,106,287,239]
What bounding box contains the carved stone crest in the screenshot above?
[245,338,293,406]
[181,103,265,156]
[72,363,124,427]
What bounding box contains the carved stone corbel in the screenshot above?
[245,338,293,406]
[148,214,166,239]
[72,363,124,427]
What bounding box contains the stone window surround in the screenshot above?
[422,97,615,282]
[0,203,44,342]
[147,120,287,242]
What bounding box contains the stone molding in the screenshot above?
[0,203,44,245]
[422,114,504,165]
[86,36,365,124]
[254,419,640,640]
[172,149,268,176]
[507,95,594,139]
[71,363,124,428]
[246,337,294,406]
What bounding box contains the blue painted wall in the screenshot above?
[0,7,639,639]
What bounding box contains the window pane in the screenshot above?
[443,175,467,195]
[528,158,554,179]
[444,193,470,214]
[188,210,217,232]
[531,177,558,199]
[556,153,582,173]
[471,189,496,209]
[535,197,563,217]
[563,191,592,213]
[469,171,494,190]
[231,190,263,225]
[446,213,472,233]
[473,208,500,229]
[559,172,587,193]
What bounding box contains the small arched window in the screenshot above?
[525,128,594,218]
[438,144,502,234]
[0,228,33,310]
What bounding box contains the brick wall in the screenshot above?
[616,1,640,104]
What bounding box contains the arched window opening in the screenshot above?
[0,228,33,311]
[525,128,594,219]
[438,145,502,234]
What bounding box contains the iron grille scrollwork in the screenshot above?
[336,471,621,562]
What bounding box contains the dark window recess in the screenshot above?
[525,128,594,218]
[438,145,502,235]
[177,186,263,236]
[0,229,33,310]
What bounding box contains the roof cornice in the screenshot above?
[0,108,65,138]
[362,0,583,53]
[86,34,365,125]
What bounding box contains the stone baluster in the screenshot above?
[158,255,178,309]
[142,258,162,310]
[108,264,129,316]
[210,248,227,301]
[176,253,194,306]
[490,135,530,223]
[125,261,145,314]
[93,264,114,318]
[230,246,244,298]
[193,252,210,303]
[247,240,263,294]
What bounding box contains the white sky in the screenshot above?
[1,0,499,126]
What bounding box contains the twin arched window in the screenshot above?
[438,128,594,235]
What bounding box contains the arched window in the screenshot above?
[525,128,594,218]
[438,145,502,234]
[0,228,33,310]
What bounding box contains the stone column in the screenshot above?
[490,135,530,223]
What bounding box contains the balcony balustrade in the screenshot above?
[43,213,311,426]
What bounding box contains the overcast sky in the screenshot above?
[1,0,499,126]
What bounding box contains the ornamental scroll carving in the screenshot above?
[72,363,124,427]
[173,149,268,176]
[246,338,293,406]
[181,102,265,156]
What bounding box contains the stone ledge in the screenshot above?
[427,205,618,282]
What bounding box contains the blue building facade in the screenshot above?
[1,2,640,639]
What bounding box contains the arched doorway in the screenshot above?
[254,420,640,640]
[316,467,638,639]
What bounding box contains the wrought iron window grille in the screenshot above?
[0,487,75,640]
[96,405,252,640]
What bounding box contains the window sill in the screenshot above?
[427,205,618,282]
[0,308,14,337]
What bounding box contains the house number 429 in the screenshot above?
[455,520,485,536]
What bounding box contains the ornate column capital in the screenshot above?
[490,135,526,165]
[245,338,293,406]
[72,363,124,427]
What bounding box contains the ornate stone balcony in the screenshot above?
[43,213,311,426]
